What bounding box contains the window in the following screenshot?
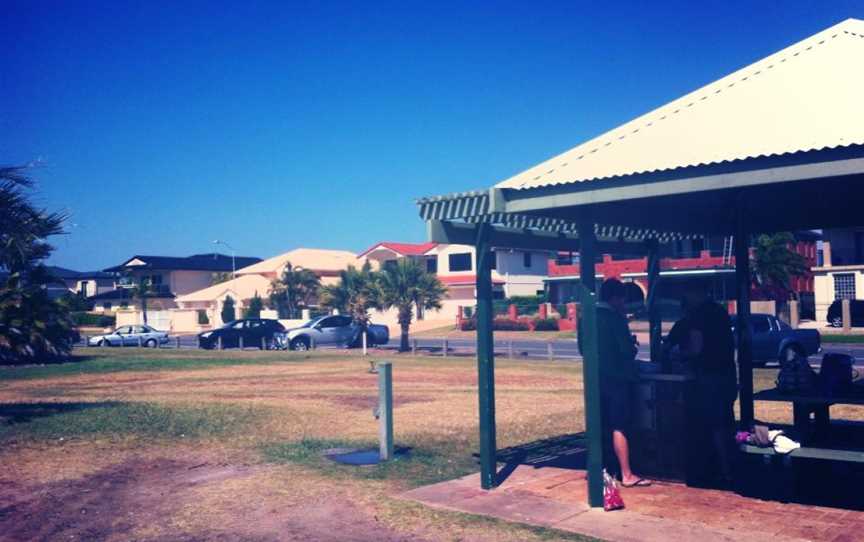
[523,252,532,268]
[383,260,398,272]
[426,258,438,274]
[752,316,771,334]
[556,252,575,265]
[449,253,472,272]
[834,273,856,300]
[489,252,497,270]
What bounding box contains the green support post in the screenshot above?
[578,221,604,508]
[378,362,394,461]
[646,240,661,362]
[735,205,755,428]
[475,224,497,490]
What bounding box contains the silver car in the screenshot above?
[275,315,389,351]
[87,324,169,347]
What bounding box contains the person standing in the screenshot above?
[580,278,651,487]
[679,284,738,486]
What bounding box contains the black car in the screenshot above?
[827,299,864,327]
[198,319,286,349]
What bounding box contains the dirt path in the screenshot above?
[0,455,427,542]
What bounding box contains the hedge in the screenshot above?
[71,312,116,328]
[459,318,530,331]
[532,318,559,331]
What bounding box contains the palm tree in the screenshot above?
[1,165,76,364]
[129,276,153,325]
[320,261,381,330]
[379,259,447,352]
[269,262,321,319]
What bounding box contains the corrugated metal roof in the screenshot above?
[495,18,864,190]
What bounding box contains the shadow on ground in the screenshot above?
[0,401,119,426]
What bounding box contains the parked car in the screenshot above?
[87,324,169,347]
[826,299,864,327]
[275,315,389,351]
[731,313,821,367]
[198,319,286,349]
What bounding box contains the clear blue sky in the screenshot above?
[3,1,861,271]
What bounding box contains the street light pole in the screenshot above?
[213,239,236,279]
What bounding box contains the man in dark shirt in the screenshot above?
[680,284,738,485]
[580,279,650,487]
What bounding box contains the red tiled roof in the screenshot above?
[358,241,438,258]
[438,274,505,286]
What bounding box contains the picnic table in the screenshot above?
[752,381,864,442]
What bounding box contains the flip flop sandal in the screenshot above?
[622,478,652,488]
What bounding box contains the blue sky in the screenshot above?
[3,1,862,270]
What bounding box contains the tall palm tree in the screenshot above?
[320,261,381,329]
[130,276,153,325]
[379,259,447,352]
[269,262,321,319]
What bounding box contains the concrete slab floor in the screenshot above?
[401,466,864,542]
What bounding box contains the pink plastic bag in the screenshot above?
[603,469,625,511]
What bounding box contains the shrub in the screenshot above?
[244,294,263,319]
[221,296,236,323]
[70,312,115,328]
[459,318,530,331]
[533,318,559,331]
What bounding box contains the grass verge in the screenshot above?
[260,437,478,488]
[0,350,323,381]
[821,334,864,344]
[0,401,264,441]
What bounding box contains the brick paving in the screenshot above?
[402,466,864,542]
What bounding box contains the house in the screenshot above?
[812,228,864,323]
[359,241,551,320]
[171,248,358,331]
[548,232,818,317]
[44,266,117,299]
[103,253,261,328]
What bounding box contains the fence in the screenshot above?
[75,333,585,361]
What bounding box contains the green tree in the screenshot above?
[320,261,381,330]
[0,165,76,364]
[269,262,321,319]
[245,293,264,319]
[751,232,808,300]
[379,259,447,352]
[221,295,236,324]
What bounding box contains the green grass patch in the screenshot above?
[260,437,478,488]
[821,334,864,344]
[0,352,314,381]
[0,401,263,441]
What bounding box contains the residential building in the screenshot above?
[45,266,117,299]
[102,253,261,328]
[359,241,551,320]
[549,232,818,317]
[812,228,864,323]
[172,248,358,331]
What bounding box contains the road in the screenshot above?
[79,333,864,365]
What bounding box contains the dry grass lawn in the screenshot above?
[1,348,861,541]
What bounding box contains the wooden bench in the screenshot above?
[740,443,864,463]
[738,443,864,502]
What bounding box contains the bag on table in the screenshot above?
[819,353,855,397]
[776,351,816,395]
[603,469,625,511]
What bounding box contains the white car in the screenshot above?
[87,324,169,347]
